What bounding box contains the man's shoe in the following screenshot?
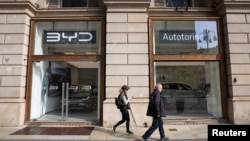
[161,136,169,141]
[141,136,147,141]
[127,130,134,134]
[112,126,116,132]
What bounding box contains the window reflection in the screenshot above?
[195,21,218,50]
[153,20,219,54]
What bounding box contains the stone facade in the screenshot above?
[220,1,250,124]
[0,0,250,127]
[103,0,151,127]
[0,1,35,126]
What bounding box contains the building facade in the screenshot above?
[0,0,250,127]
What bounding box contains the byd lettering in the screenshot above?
[44,31,95,44]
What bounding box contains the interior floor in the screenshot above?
[37,109,98,122]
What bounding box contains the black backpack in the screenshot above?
[115,93,122,109]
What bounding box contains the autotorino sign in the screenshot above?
[44,31,96,44]
[159,30,201,44]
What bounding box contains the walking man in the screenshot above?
[142,83,169,141]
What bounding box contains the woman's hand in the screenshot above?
[130,96,134,100]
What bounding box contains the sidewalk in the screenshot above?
[0,124,208,141]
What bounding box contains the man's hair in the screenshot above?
[155,83,162,89]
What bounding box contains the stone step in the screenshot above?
[24,121,101,127]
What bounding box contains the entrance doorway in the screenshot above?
[30,61,100,122]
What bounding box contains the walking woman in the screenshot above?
[112,85,133,134]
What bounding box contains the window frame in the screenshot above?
[25,17,106,122]
[149,17,228,119]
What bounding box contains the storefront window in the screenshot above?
[151,19,224,119]
[155,61,222,118]
[34,21,101,55]
[28,19,103,122]
[153,20,219,54]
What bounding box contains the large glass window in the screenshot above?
[153,20,218,54]
[155,61,222,117]
[34,21,101,55]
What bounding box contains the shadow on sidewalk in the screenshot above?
[92,126,142,140]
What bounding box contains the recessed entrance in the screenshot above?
[30,61,100,122]
[27,20,104,124]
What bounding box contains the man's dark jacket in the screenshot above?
[146,90,166,117]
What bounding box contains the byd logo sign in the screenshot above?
[44,31,96,44]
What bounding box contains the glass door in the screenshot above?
[30,61,100,122]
